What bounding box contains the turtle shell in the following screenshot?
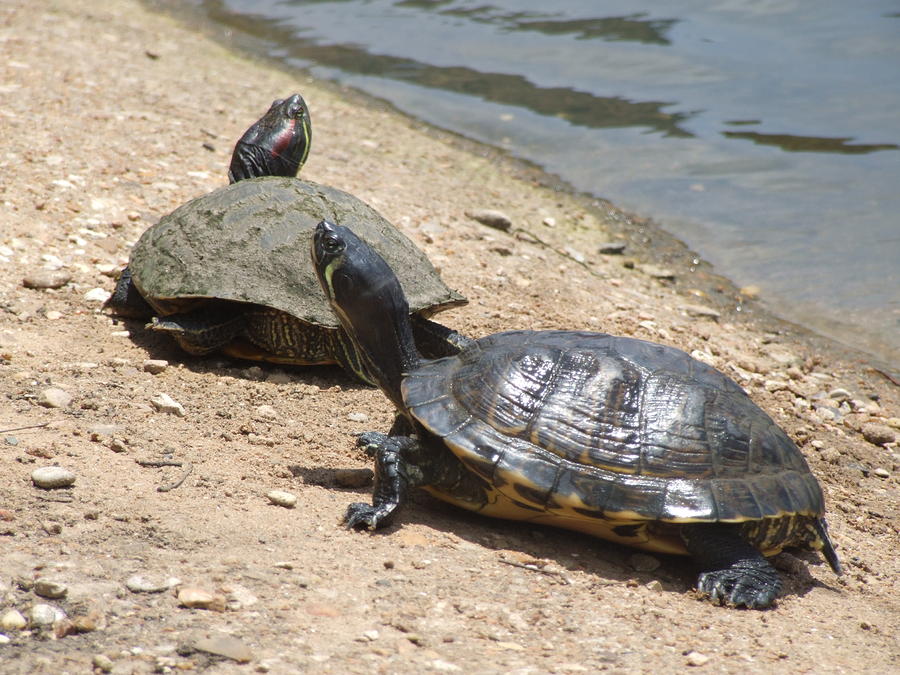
[402,330,825,536]
[129,176,465,327]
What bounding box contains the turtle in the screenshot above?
[106,95,468,383]
[311,220,842,609]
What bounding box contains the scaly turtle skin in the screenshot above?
[312,221,841,609]
[106,95,468,383]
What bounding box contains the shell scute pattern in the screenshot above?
[405,330,826,524]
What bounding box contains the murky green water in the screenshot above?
[184,0,900,366]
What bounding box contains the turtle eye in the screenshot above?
[323,234,344,255]
[289,104,305,119]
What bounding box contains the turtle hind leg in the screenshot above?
[149,302,248,355]
[680,523,782,609]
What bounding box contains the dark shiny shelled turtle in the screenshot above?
[312,221,841,609]
[106,95,467,383]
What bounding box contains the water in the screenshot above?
[185,0,900,366]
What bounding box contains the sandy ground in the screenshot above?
[1,1,898,673]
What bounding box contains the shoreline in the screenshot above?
[1,0,898,671]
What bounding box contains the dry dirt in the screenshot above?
[1,1,898,673]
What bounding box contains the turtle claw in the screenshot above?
[696,565,782,609]
[343,502,383,530]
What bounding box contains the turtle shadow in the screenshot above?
[320,484,837,607]
[107,315,370,389]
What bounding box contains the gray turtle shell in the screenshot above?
[403,330,825,524]
[130,177,465,328]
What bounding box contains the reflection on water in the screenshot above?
[721,131,898,155]
[187,0,899,365]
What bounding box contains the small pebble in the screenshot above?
[150,392,185,417]
[89,423,124,439]
[681,304,720,321]
[108,438,127,453]
[84,287,112,303]
[861,423,896,447]
[29,603,65,627]
[267,490,297,508]
[638,264,675,281]
[598,242,626,255]
[740,285,761,299]
[92,654,115,673]
[820,447,842,464]
[142,359,169,374]
[31,466,76,489]
[256,404,278,420]
[686,651,709,667]
[0,609,27,631]
[333,468,374,488]
[126,574,173,594]
[22,269,72,289]
[347,412,369,423]
[38,387,73,408]
[465,208,512,232]
[177,587,223,610]
[45,310,63,320]
[628,553,661,572]
[34,579,68,599]
[266,371,293,384]
[0,634,8,645]
[194,634,253,663]
[873,468,890,479]
[645,580,663,592]
[542,217,556,228]
[72,611,101,634]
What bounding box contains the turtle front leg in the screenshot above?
[680,523,783,609]
[103,266,155,319]
[345,432,423,530]
[149,303,249,356]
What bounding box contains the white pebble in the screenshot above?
[150,393,185,417]
[0,609,27,631]
[686,651,710,667]
[29,603,65,626]
[31,466,76,489]
[38,387,72,408]
[125,574,174,594]
[256,404,278,420]
[83,287,112,303]
[347,412,369,423]
[267,490,297,508]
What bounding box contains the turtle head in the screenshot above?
[228,93,312,183]
[313,220,419,407]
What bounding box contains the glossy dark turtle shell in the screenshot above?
[129,176,465,328]
[402,330,825,531]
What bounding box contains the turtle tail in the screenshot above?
[814,518,842,576]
